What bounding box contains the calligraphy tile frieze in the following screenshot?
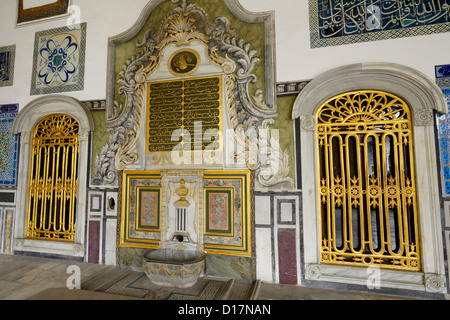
[30,22,87,95]
[311,0,450,48]
[0,45,16,88]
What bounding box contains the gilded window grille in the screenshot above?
[27,114,79,242]
[316,90,420,271]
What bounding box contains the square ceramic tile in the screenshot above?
[30,22,86,95]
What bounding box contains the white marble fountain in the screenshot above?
[142,172,206,288]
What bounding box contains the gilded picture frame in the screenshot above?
[17,0,70,25]
[203,170,253,258]
[120,171,162,250]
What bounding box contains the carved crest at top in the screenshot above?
[158,2,211,49]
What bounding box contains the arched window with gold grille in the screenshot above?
[316,90,420,271]
[27,114,79,242]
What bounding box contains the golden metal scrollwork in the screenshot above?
[26,114,79,242]
[316,90,420,271]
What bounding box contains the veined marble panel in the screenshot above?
[254,191,301,285]
[306,263,427,292]
[0,207,15,254]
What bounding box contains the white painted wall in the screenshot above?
[1,0,449,109]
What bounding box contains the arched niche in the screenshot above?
[12,95,94,258]
[293,62,448,294]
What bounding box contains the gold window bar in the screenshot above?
[317,90,420,271]
[27,114,79,242]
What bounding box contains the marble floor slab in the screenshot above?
[0,253,445,300]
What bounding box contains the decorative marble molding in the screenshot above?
[13,238,84,258]
[414,109,435,126]
[425,273,447,293]
[19,131,30,144]
[0,45,16,88]
[305,264,321,280]
[306,263,435,293]
[13,238,23,250]
[300,115,316,132]
[78,128,89,142]
[276,80,310,96]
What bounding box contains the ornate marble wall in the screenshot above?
[1,0,449,298]
[87,0,290,281]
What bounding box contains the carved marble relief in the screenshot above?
[94,0,292,191]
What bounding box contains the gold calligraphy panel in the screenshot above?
[146,76,223,166]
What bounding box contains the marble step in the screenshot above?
[218,278,261,300]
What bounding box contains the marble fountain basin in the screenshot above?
[142,248,206,288]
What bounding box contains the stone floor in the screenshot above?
[0,253,444,300]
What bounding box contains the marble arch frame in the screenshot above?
[12,95,94,259]
[293,63,448,294]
